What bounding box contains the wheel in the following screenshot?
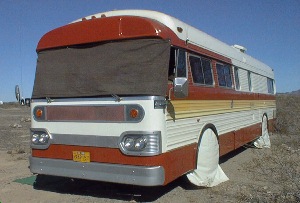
[262,115,269,139]
[186,128,228,187]
[254,115,271,148]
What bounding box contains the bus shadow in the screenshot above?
[219,144,254,164]
[33,174,199,202]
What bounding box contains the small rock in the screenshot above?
[10,123,23,128]
[21,117,31,122]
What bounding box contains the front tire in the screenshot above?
[186,128,228,187]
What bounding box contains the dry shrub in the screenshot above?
[275,94,300,135]
[242,136,300,202]
[230,94,300,202]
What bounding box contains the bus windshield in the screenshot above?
[32,38,170,99]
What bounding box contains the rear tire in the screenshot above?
[262,115,268,137]
[254,115,271,148]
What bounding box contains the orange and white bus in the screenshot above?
[29,10,276,187]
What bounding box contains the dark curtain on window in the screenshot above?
[32,39,171,98]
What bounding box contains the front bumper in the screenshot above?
[29,156,165,186]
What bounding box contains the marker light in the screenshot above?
[130,109,139,118]
[35,108,43,118]
[33,106,46,121]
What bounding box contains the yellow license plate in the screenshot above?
[72,151,90,163]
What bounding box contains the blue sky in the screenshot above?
[0,0,299,102]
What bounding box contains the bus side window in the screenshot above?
[168,48,176,81]
[267,78,274,94]
[176,49,187,78]
[173,48,188,98]
[234,67,240,90]
[247,71,252,92]
[216,63,233,88]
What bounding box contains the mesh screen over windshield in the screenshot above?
[32,38,170,99]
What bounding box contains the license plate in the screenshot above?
[72,151,90,163]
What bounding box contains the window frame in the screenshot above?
[175,48,187,78]
[247,71,252,92]
[216,62,233,89]
[267,78,274,94]
[189,54,214,86]
[234,66,241,90]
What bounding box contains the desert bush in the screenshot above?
[232,94,300,202]
[237,133,300,203]
[275,94,300,135]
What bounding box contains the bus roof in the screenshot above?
[73,10,274,79]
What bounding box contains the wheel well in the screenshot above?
[194,123,219,167]
[262,113,269,130]
[198,123,218,143]
[262,113,268,121]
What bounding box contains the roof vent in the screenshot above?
[232,44,247,53]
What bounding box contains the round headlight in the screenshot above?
[32,134,40,144]
[124,137,134,150]
[39,133,50,144]
[134,137,147,150]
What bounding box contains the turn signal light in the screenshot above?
[33,106,45,121]
[35,108,43,118]
[130,109,139,118]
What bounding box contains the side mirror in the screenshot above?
[173,77,188,98]
[15,85,20,102]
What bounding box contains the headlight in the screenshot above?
[32,134,40,144]
[123,136,147,151]
[124,137,135,149]
[134,137,147,150]
[30,129,50,145]
[39,133,50,144]
[119,131,161,156]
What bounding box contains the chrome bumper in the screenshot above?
[29,156,165,186]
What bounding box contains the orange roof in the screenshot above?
[37,16,176,52]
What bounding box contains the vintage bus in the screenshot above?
[29,10,276,187]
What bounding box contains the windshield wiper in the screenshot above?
[111,94,122,102]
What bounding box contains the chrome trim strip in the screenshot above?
[30,130,120,149]
[30,156,165,186]
[32,96,165,103]
[51,134,119,148]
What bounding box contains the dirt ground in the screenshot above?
[0,96,299,203]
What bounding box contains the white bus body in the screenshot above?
[30,10,276,187]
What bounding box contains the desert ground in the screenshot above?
[0,95,299,203]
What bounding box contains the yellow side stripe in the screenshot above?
[166,100,275,120]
